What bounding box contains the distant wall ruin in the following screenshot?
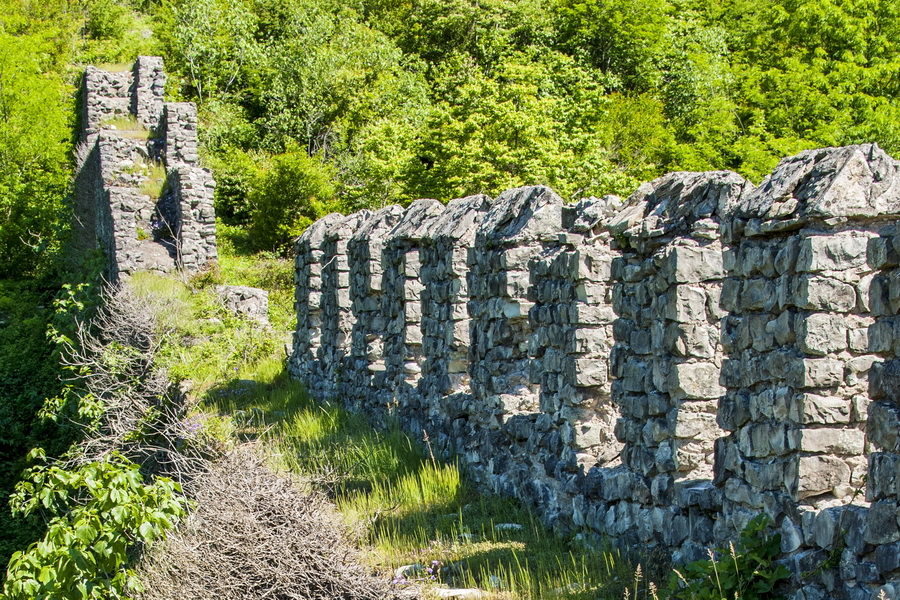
[290,145,900,599]
[74,56,216,281]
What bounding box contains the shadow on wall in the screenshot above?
[291,143,900,600]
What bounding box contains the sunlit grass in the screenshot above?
[101,114,151,140]
[136,268,659,600]
[139,160,167,199]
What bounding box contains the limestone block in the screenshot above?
[566,358,608,388]
[797,313,849,356]
[794,275,857,312]
[799,427,865,455]
[801,393,851,424]
[670,362,724,400]
[664,285,708,323]
[572,304,616,325]
[796,233,871,272]
[665,322,716,358]
[865,501,900,544]
[668,245,725,283]
[868,453,900,501]
[868,402,900,451]
[739,278,775,311]
[798,455,851,499]
[796,358,845,389]
[571,248,613,282]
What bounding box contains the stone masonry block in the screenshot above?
[799,427,866,455]
[795,358,845,389]
[794,275,857,312]
[797,312,849,356]
[670,362,724,400]
[798,455,851,499]
[796,233,871,272]
[664,285,708,323]
[668,245,725,283]
[801,393,851,424]
[868,402,900,451]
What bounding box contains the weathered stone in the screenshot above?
[796,233,871,272]
[216,285,269,325]
[799,427,866,455]
[670,362,724,400]
[800,394,851,424]
[668,245,725,283]
[798,455,850,499]
[797,313,848,356]
[794,275,858,312]
[866,501,900,544]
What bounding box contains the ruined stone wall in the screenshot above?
[73,57,216,281]
[292,144,900,600]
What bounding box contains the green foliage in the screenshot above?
[160,0,259,100]
[0,29,72,279]
[666,514,790,600]
[0,282,69,575]
[3,452,187,600]
[409,50,640,201]
[208,147,261,225]
[248,150,338,251]
[84,0,130,40]
[555,0,672,91]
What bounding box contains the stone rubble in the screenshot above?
[216,285,270,325]
[292,143,900,600]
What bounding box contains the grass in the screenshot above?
[138,160,167,199]
[129,247,662,600]
[95,62,132,73]
[101,114,152,140]
[197,363,655,600]
[128,215,668,599]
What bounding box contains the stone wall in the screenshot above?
[73,57,216,281]
[291,144,900,599]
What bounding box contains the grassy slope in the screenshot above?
[127,234,660,600]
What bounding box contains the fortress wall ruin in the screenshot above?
[74,57,216,280]
[291,145,900,599]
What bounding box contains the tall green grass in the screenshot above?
[133,271,661,600]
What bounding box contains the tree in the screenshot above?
[0,30,72,279]
[248,150,338,251]
[161,0,259,101]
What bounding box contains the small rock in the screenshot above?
[493,523,523,532]
[432,588,486,599]
[394,564,423,579]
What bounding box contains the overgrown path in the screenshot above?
[124,268,654,600]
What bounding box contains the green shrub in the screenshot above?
[85,0,130,40]
[247,149,338,252]
[209,148,261,227]
[3,451,187,600]
[666,514,790,600]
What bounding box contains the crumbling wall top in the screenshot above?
[297,213,344,249]
[325,210,373,241]
[476,185,563,243]
[610,171,752,244]
[387,198,445,243]
[349,205,405,244]
[739,143,900,222]
[432,194,493,243]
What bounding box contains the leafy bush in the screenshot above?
[666,514,790,600]
[209,148,260,226]
[3,451,187,600]
[247,150,337,252]
[85,0,130,40]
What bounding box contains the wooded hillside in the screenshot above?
[2,0,899,267]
